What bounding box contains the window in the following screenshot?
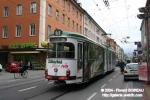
[72,6,74,15]
[76,11,78,18]
[48,42,75,58]
[68,2,70,12]
[80,26,82,33]
[2,26,8,38]
[84,27,87,35]
[55,9,59,20]
[62,0,65,9]
[72,20,74,29]
[30,2,36,13]
[62,14,65,24]
[48,4,52,16]
[16,4,22,15]
[16,25,21,37]
[80,13,82,21]
[3,7,8,17]
[48,25,51,36]
[29,24,36,36]
[76,23,78,32]
[68,17,70,27]
[97,37,100,42]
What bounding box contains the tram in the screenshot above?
[45,29,116,84]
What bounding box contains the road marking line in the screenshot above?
[87,92,97,100]
[108,79,112,82]
[18,86,37,92]
[113,75,116,78]
[101,84,106,88]
[0,79,44,90]
[7,80,16,82]
[48,82,53,84]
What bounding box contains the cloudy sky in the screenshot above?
[79,0,147,55]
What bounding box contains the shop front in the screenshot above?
[0,48,47,70]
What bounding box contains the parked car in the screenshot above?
[5,62,20,73]
[0,64,2,72]
[124,63,139,81]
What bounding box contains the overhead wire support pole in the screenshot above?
[146,7,150,83]
[137,5,150,83]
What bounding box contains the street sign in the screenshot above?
[139,62,148,81]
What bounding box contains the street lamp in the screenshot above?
[137,6,150,83]
[120,36,130,43]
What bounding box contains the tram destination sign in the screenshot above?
[50,37,67,42]
[48,59,62,64]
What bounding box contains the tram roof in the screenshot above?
[64,32,116,52]
[63,31,107,48]
[50,30,113,50]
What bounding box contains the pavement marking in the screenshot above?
[18,86,37,92]
[87,92,97,100]
[7,80,16,82]
[48,82,53,84]
[101,84,106,88]
[0,78,44,90]
[108,79,112,82]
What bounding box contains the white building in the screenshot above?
[83,10,107,45]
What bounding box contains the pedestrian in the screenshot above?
[19,60,28,76]
[27,61,33,70]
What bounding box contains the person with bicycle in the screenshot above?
[19,60,29,76]
[118,60,126,74]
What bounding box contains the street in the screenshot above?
[0,68,144,100]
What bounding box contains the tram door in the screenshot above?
[77,42,83,79]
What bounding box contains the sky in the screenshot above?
[79,0,147,55]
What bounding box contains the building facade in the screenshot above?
[0,0,119,69]
[0,0,84,68]
[140,0,150,62]
[116,44,124,60]
[83,10,107,45]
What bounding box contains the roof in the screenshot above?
[49,30,106,48]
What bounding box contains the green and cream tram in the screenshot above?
[45,29,116,84]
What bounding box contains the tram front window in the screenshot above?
[48,42,75,58]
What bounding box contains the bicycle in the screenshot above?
[14,68,28,79]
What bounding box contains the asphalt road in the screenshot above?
[0,68,144,100]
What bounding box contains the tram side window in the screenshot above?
[112,53,116,65]
[109,51,111,64]
[88,43,96,59]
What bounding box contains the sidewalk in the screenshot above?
[0,70,44,81]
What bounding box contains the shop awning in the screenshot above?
[10,51,40,54]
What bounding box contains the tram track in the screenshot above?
[25,84,72,100]
[50,90,70,100]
